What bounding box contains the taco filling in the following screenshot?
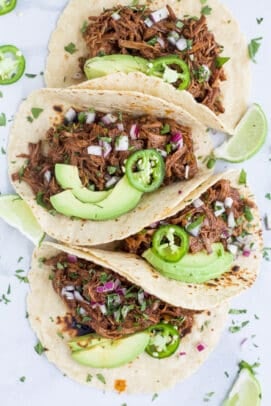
[11,107,197,220]
[46,252,197,365]
[121,178,256,283]
[80,5,228,114]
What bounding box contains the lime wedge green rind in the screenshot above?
[215,103,268,163]
[0,195,45,246]
[223,367,261,406]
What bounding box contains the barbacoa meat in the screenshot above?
[81,5,226,114]
[47,253,197,339]
[122,179,255,255]
[12,111,197,209]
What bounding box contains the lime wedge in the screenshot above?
[215,104,268,162]
[0,195,45,245]
[223,367,261,406]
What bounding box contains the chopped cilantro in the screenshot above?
[15,269,29,283]
[176,20,184,29]
[86,373,92,382]
[160,123,170,134]
[265,193,271,200]
[239,360,260,375]
[263,247,271,261]
[25,73,37,78]
[0,113,6,126]
[64,42,78,54]
[34,340,46,355]
[244,206,254,222]
[229,320,249,333]
[256,17,263,24]
[152,393,159,402]
[81,21,88,33]
[254,314,260,320]
[147,36,158,46]
[36,191,46,208]
[78,111,86,123]
[1,147,6,154]
[19,376,26,382]
[238,169,247,185]
[229,308,247,314]
[203,391,215,402]
[215,56,230,68]
[201,5,212,15]
[31,108,44,119]
[248,37,262,63]
[57,331,64,339]
[18,256,23,263]
[224,371,229,378]
[0,91,3,97]
[27,116,33,123]
[107,165,117,175]
[200,0,207,3]
[57,262,65,270]
[96,373,106,384]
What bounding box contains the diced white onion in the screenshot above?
[184,165,190,179]
[65,108,77,123]
[44,170,51,183]
[86,111,96,124]
[227,243,238,256]
[227,211,236,228]
[74,291,86,302]
[150,7,169,23]
[79,307,87,316]
[224,197,233,208]
[117,123,124,131]
[144,17,153,27]
[187,223,201,237]
[105,176,120,189]
[176,37,187,51]
[156,148,167,158]
[115,135,129,151]
[101,141,112,157]
[102,113,117,125]
[61,287,74,300]
[99,304,107,315]
[138,291,145,305]
[193,198,204,208]
[157,37,165,48]
[87,145,103,156]
[167,30,179,45]
[214,201,225,217]
[111,12,120,20]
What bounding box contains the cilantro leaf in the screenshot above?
[248,37,262,63]
[96,373,106,384]
[34,340,46,355]
[31,108,44,119]
[64,42,78,54]
[201,5,212,15]
[0,112,6,127]
[215,56,230,68]
[238,169,247,185]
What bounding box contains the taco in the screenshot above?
[8,87,212,245]
[85,170,262,310]
[28,241,229,393]
[45,0,250,132]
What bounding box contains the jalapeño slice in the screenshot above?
[145,323,180,359]
[125,149,165,193]
[148,56,190,90]
[0,0,17,15]
[0,45,25,85]
[152,225,189,263]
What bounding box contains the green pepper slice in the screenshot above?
[145,323,180,359]
[147,56,190,90]
[152,225,189,263]
[125,149,165,193]
[0,45,26,85]
[0,0,17,15]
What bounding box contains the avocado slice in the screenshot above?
[55,164,111,203]
[50,175,143,220]
[84,54,149,80]
[142,243,234,283]
[71,331,150,368]
[68,334,108,352]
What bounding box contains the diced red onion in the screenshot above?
[167,31,179,45]
[157,37,165,48]
[179,351,187,356]
[227,243,238,256]
[111,12,120,20]
[115,135,129,151]
[214,201,225,217]
[156,148,167,158]
[193,198,204,208]
[224,197,233,208]
[176,37,187,51]
[100,141,112,157]
[117,123,124,131]
[178,190,182,195]
[44,170,51,183]
[67,254,77,263]
[242,249,251,257]
[227,211,236,228]
[65,108,77,123]
[184,165,190,179]
[171,132,182,143]
[196,343,207,352]
[221,229,230,239]
[130,124,139,140]
[96,281,115,293]
[74,291,86,302]
[87,145,103,156]
[150,7,169,23]
[144,17,153,27]
[105,176,120,189]
[102,113,117,125]
[86,111,96,124]
[115,287,127,296]
[138,291,145,305]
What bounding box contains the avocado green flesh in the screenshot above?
[50,175,143,220]
[68,334,109,352]
[84,54,149,80]
[142,243,234,283]
[71,332,150,368]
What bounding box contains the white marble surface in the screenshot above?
[0,1,270,405]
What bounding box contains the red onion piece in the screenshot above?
[96,281,115,293]
[179,351,187,356]
[196,343,207,352]
[170,132,182,143]
[100,140,112,157]
[242,249,251,257]
[130,124,139,139]
[115,287,127,296]
[67,254,77,263]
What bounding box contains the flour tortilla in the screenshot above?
[28,242,229,393]
[8,87,212,246]
[86,170,263,310]
[45,0,250,133]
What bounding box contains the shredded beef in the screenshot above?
[81,5,226,114]
[121,179,255,255]
[12,111,197,209]
[47,253,197,339]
